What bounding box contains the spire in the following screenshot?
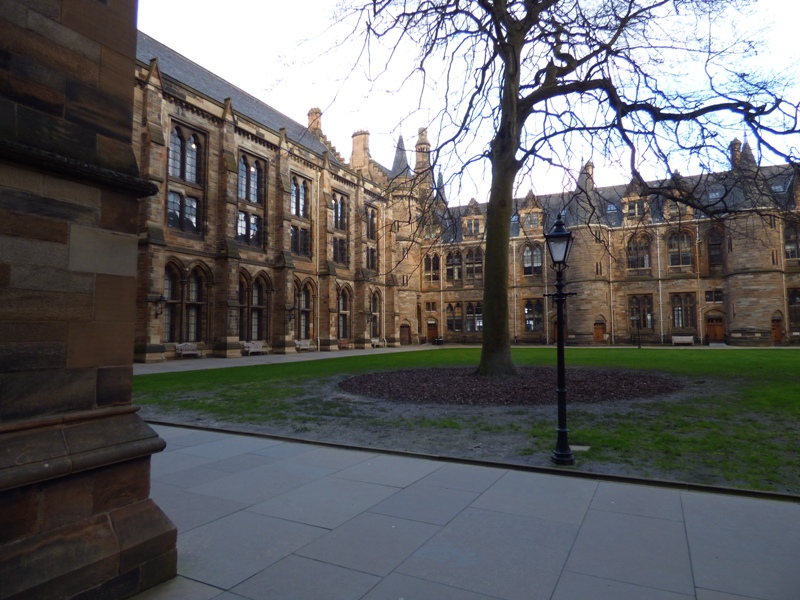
[738,140,758,172]
[576,160,595,192]
[389,135,411,179]
[435,171,447,204]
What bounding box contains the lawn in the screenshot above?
[133,348,800,494]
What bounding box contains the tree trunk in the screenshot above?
[476,132,521,377]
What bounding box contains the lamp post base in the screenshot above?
[551,427,575,465]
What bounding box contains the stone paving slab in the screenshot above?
[132,424,800,600]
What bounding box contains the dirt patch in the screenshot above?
[141,366,706,478]
[338,367,683,405]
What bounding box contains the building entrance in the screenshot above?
[706,316,724,343]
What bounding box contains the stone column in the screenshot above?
[0,1,176,598]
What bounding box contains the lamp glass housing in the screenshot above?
[545,213,573,267]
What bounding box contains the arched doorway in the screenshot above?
[706,314,724,343]
[400,324,412,345]
[426,319,438,342]
[593,317,606,343]
[771,312,784,344]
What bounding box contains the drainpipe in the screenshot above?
[656,225,664,344]
[696,223,703,344]
[609,237,614,344]
[315,168,321,349]
[512,243,517,341]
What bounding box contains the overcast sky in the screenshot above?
[137,0,800,203]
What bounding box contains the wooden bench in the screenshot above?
[337,339,353,350]
[242,341,267,356]
[295,339,314,352]
[672,335,695,346]
[175,342,201,358]
[370,338,386,348]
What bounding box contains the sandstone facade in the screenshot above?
[134,35,800,359]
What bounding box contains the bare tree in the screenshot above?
[341,0,800,376]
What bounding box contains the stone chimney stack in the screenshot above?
[415,127,431,174]
[308,107,322,137]
[729,138,742,168]
[350,130,370,171]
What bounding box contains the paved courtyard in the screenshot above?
[132,423,799,600]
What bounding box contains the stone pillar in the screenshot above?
[0,1,176,599]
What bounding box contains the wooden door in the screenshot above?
[400,324,411,345]
[427,321,438,342]
[593,322,606,343]
[706,316,724,343]
[772,319,783,344]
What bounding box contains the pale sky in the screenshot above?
[137,0,800,203]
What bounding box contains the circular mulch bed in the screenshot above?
[338,367,684,406]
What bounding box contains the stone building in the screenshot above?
[133,34,799,359]
[133,33,437,362]
[418,142,800,347]
[1,3,175,599]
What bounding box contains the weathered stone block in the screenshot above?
[0,367,95,420]
[0,234,67,268]
[0,187,99,225]
[0,486,38,545]
[0,321,68,343]
[68,225,137,276]
[92,457,149,513]
[0,342,66,373]
[66,321,134,368]
[95,364,132,407]
[0,69,64,115]
[42,175,102,210]
[110,498,177,574]
[40,471,94,531]
[0,289,93,322]
[61,0,137,58]
[17,104,98,163]
[95,274,136,323]
[65,77,132,143]
[0,515,119,600]
[99,187,138,233]
[139,548,177,591]
[10,265,94,293]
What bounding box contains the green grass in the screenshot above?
[134,348,800,493]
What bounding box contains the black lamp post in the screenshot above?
[544,212,576,466]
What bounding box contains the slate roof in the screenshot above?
[428,151,795,244]
[136,32,340,165]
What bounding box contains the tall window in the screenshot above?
[333,192,347,230]
[522,245,542,276]
[424,254,440,283]
[296,284,312,340]
[366,247,378,270]
[186,271,204,342]
[708,229,724,268]
[163,268,179,343]
[168,127,202,184]
[366,207,377,240]
[333,238,348,265]
[627,235,651,270]
[337,288,350,339]
[446,303,463,332]
[524,299,544,331]
[789,289,800,331]
[291,176,309,217]
[629,295,654,330]
[465,248,483,282]
[167,192,199,233]
[785,224,799,259]
[167,126,204,235]
[465,302,483,332]
[236,212,261,246]
[238,156,263,203]
[446,252,462,281]
[251,279,268,341]
[668,231,694,268]
[371,292,381,338]
[671,293,697,329]
[291,226,311,256]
